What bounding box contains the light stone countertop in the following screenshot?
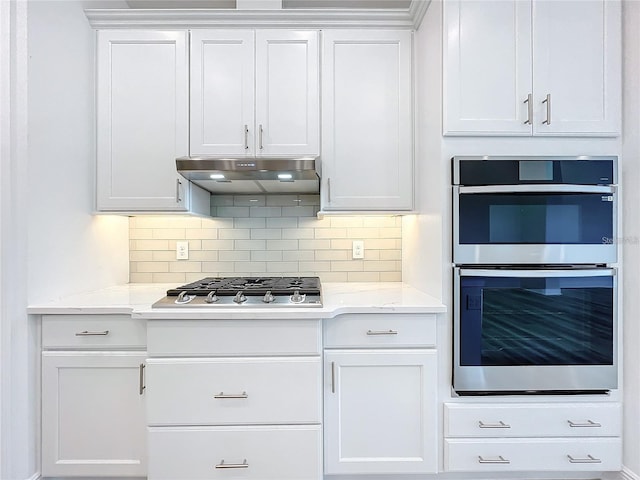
[27,282,446,318]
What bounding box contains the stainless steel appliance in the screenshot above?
[176,157,319,194]
[453,156,617,265]
[152,276,322,308]
[454,267,617,394]
[452,156,619,395]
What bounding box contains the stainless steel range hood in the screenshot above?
[176,157,320,194]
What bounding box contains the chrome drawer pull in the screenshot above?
[366,329,398,336]
[478,420,511,429]
[214,392,248,399]
[568,419,601,428]
[567,454,601,464]
[478,455,510,464]
[215,459,249,469]
[75,330,109,336]
[139,363,145,395]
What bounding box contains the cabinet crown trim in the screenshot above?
[84,6,429,29]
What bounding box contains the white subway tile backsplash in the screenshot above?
[219,229,251,240]
[129,195,402,283]
[219,250,252,261]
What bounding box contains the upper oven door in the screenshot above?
[453,184,617,265]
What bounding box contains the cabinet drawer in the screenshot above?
[445,438,621,472]
[147,357,321,425]
[324,314,436,348]
[147,319,321,356]
[148,425,322,480]
[42,315,145,349]
[445,403,621,437]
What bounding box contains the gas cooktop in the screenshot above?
[152,276,322,308]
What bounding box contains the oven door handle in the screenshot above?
[456,185,615,194]
[458,268,616,278]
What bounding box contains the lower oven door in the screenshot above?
[454,267,617,394]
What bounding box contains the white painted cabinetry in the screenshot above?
[321,30,414,211]
[41,315,147,478]
[444,402,622,472]
[443,0,621,136]
[190,30,319,157]
[146,319,322,480]
[96,30,209,214]
[323,314,438,475]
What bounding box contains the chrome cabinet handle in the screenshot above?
[75,330,109,336]
[331,361,336,394]
[524,93,533,125]
[478,420,511,429]
[366,329,398,336]
[214,392,248,399]
[176,178,182,203]
[478,455,510,464]
[215,459,248,469]
[139,363,145,395]
[327,178,332,203]
[542,93,551,125]
[244,124,249,150]
[259,124,264,150]
[568,419,602,428]
[567,454,601,464]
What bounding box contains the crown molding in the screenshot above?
[85,1,431,29]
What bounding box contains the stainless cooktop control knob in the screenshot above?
[233,291,247,304]
[290,289,306,304]
[205,291,219,303]
[262,290,275,304]
[175,291,195,305]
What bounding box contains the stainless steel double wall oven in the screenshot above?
[452,156,618,394]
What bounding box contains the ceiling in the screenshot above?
[125,0,414,9]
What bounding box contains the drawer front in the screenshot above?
[147,319,321,356]
[445,403,621,437]
[148,425,322,480]
[42,315,145,349]
[324,314,436,348]
[445,438,622,472]
[147,357,321,425]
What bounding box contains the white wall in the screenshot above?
[27,0,129,304]
[621,1,640,475]
[1,1,129,478]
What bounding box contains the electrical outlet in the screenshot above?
[352,240,364,259]
[176,241,189,260]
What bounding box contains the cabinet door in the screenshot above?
[324,349,438,474]
[321,30,413,211]
[96,30,192,211]
[532,0,621,135]
[443,0,533,135]
[190,30,255,156]
[41,351,147,477]
[256,30,319,156]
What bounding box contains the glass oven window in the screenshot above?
[458,193,613,245]
[459,274,614,367]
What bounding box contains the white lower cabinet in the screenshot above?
[41,315,147,478]
[146,319,322,480]
[444,402,622,472]
[148,425,322,479]
[445,438,622,472]
[323,314,439,475]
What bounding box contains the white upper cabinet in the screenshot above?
[321,30,414,211]
[96,30,209,214]
[443,0,621,136]
[190,30,319,157]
